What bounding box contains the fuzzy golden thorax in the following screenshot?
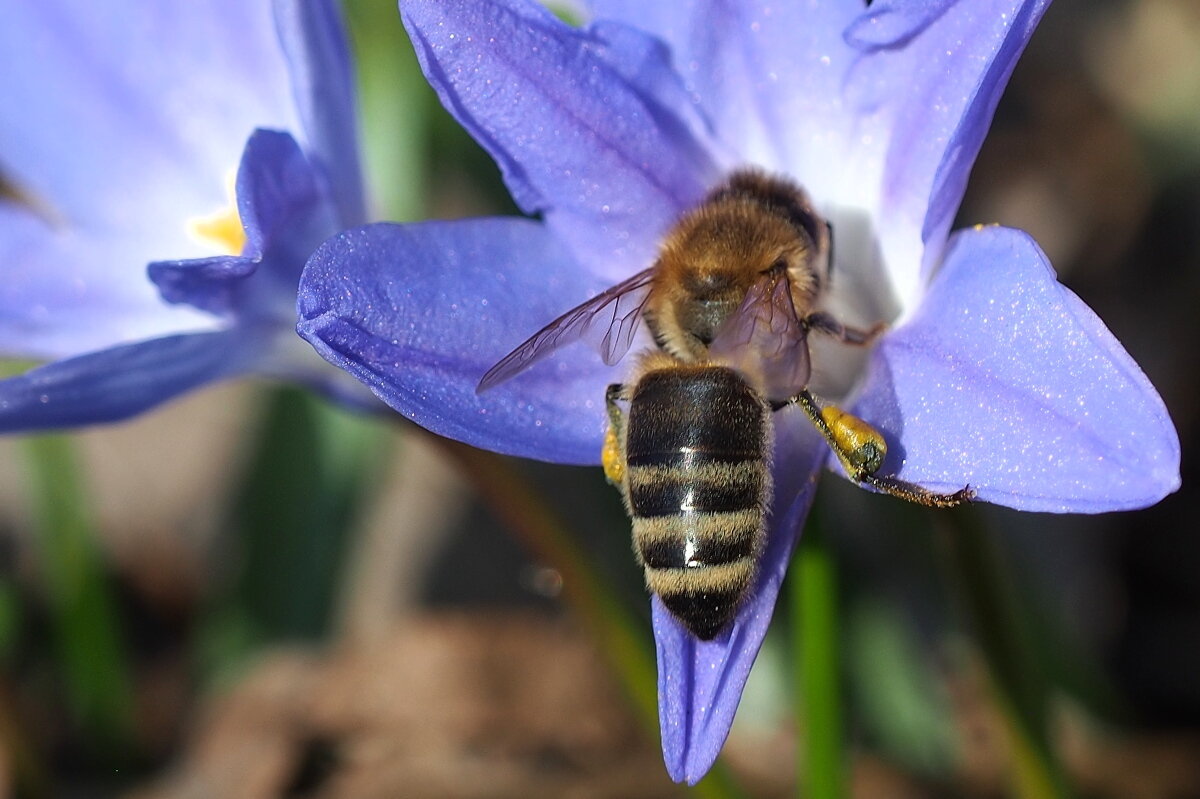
[644,192,822,362]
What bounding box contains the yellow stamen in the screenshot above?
[186,171,245,255]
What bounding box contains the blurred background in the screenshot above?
[0,0,1197,796]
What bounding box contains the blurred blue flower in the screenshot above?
[297,0,1181,783]
[0,0,370,430]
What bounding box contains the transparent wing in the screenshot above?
[476,267,656,393]
[709,269,811,401]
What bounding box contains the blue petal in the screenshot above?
[655,410,825,783]
[297,218,619,463]
[274,0,366,227]
[149,129,338,321]
[400,0,720,279]
[843,0,958,48]
[0,206,219,359]
[0,328,260,432]
[143,252,256,318]
[235,130,337,269]
[0,0,296,229]
[0,0,330,360]
[847,0,1051,299]
[585,0,862,175]
[853,226,1180,513]
[587,0,1051,312]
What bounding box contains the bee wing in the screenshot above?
[476,267,656,393]
[709,269,811,401]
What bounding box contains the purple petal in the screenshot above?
[588,1,1051,312]
[849,0,1051,298]
[0,206,218,360]
[297,218,620,464]
[149,129,337,320]
[0,0,296,230]
[143,252,256,318]
[400,0,720,279]
[0,328,259,432]
[274,0,366,227]
[843,0,958,48]
[853,226,1180,513]
[235,130,336,266]
[585,0,862,177]
[655,410,825,784]
[0,0,334,361]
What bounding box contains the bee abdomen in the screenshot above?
[629,475,766,641]
[627,463,763,518]
[633,505,761,568]
[623,367,771,640]
[624,367,764,467]
[646,558,758,641]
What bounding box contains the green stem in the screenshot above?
[22,434,135,752]
[342,0,433,222]
[936,507,1071,799]
[433,436,744,798]
[791,510,846,799]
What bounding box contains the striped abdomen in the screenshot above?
[624,366,771,640]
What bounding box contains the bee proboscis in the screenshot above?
[480,169,972,640]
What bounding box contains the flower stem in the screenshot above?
[200,386,391,681]
[21,434,135,752]
[432,436,746,798]
[936,507,1072,799]
[791,507,847,799]
[343,0,433,223]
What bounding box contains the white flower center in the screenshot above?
[808,203,903,404]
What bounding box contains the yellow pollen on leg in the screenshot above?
[821,404,887,476]
[601,424,625,485]
[186,171,245,255]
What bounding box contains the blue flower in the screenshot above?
[297,0,1181,783]
[0,0,370,430]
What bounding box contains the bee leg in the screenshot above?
[603,384,628,486]
[787,389,880,478]
[803,312,886,346]
[605,383,627,429]
[859,473,975,508]
[785,389,974,508]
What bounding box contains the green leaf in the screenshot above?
[22,434,135,750]
[200,387,390,676]
[846,598,957,774]
[790,510,847,799]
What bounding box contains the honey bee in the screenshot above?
[479,170,972,640]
